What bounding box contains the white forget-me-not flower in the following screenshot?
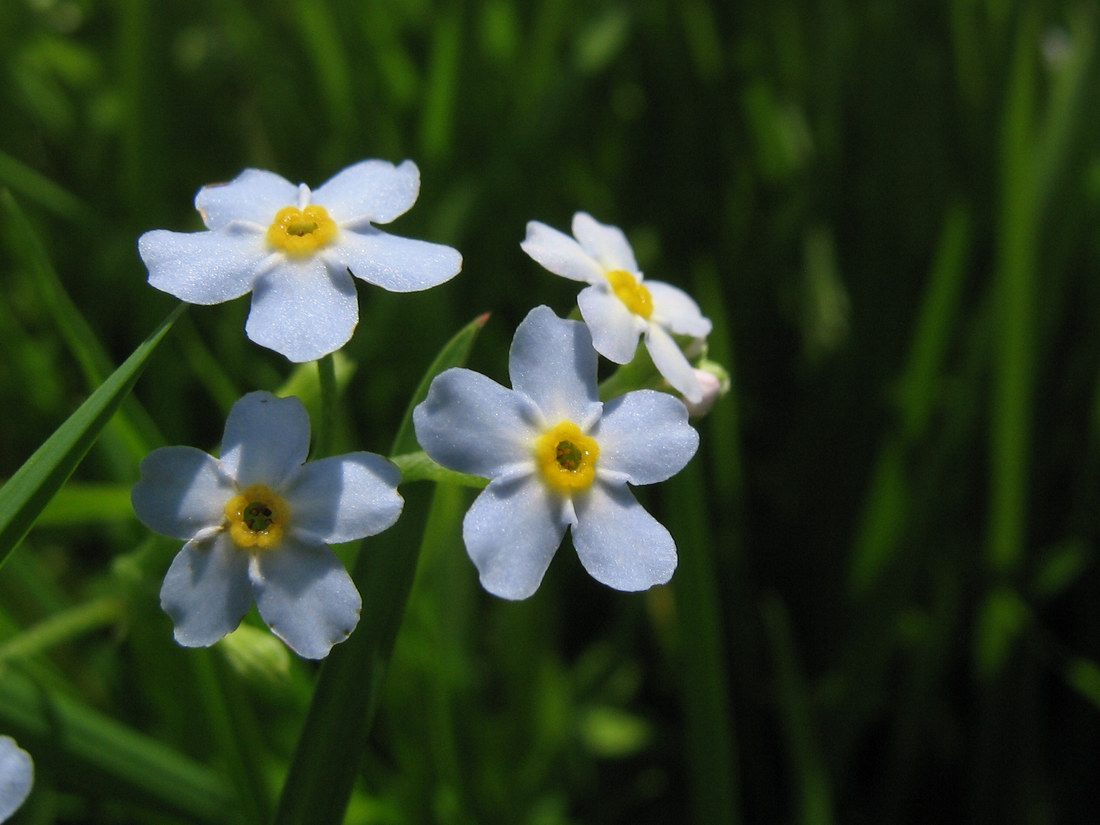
[132,391,403,659]
[0,736,33,823]
[413,306,698,599]
[521,212,712,402]
[139,160,462,362]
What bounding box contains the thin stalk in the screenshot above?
[314,354,338,460]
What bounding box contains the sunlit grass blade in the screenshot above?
[0,668,240,823]
[0,304,185,569]
[390,312,490,456]
[33,482,133,527]
[274,314,488,824]
[1,190,164,460]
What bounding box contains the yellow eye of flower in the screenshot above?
[225,484,290,549]
[606,269,653,319]
[534,421,600,495]
[267,205,338,257]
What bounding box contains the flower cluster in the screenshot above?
[0,736,33,823]
[133,159,724,657]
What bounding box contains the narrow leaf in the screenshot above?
[0,304,185,569]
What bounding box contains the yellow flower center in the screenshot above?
[606,269,653,319]
[266,205,338,257]
[224,484,290,550]
[534,421,600,495]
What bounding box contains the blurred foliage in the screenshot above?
[2,0,1100,823]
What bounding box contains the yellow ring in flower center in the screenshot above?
[267,205,338,257]
[224,484,290,549]
[534,421,600,495]
[606,269,653,319]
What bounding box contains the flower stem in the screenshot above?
[314,354,337,459]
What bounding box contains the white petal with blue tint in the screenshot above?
[572,212,638,272]
[132,447,234,540]
[463,475,569,600]
[249,539,362,659]
[646,280,713,338]
[313,159,420,225]
[0,736,33,823]
[577,284,644,364]
[219,392,311,489]
[413,369,540,478]
[594,391,698,485]
[572,483,677,591]
[509,307,599,424]
[139,227,272,305]
[245,258,360,363]
[520,221,604,283]
[195,169,299,230]
[160,534,253,648]
[327,229,461,293]
[285,453,403,544]
[645,325,704,403]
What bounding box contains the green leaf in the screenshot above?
[390,312,490,456]
[0,304,185,570]
[0,668,239,822]
[390,451,487,489]
[274,314,488,825]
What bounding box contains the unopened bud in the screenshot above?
[683,360,730,417]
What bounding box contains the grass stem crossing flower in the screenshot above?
[413,306,698,599]
[132,392,403,659]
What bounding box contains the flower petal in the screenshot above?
[571,212,638,272]
[520,221,604,283]
[285,453,403,544]
[646,280,713,338]
[245,257,359,362]
[132,447,234,540]
[325,229,461,293]
[572,482,676,591]
[220,392,311,489]
[414,369,539,478]
[249,539,361,659]
[594,390,698,485]
[509,305,599,424]
[160,533,253,648]
[195,168,299,230]
[139,227,271,305]
[0,736,33,822]
[463,475,568,599]
[577,284,645,364]
[645,325,704,403]
[312,159,420,225]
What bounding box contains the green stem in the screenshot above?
[314,353,338,459]
[0,597,124,666]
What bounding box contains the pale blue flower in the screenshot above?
[521,212,712,402]
[0,736,32,823]
[414,306,698,599]
[139,160,462,362]
[132,392,403,659]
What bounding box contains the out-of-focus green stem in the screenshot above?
[314,353,338,459]
[0,597,123,666]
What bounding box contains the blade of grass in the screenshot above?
[0,151,88,221]
[0,303,185,569]
[0,668,239,823]
[274,315,489,824]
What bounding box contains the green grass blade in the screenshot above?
[1,190,164,459]
[274,315,488,824]
[0,151,89,221]
[0,304,185,569]
[0,668,239,823]
[390,312,490,456]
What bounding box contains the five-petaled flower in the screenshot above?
[0,735,33,823]
[139,160,462,362]
[521,212,712,403]
[132,391,403,659]
[413,306,698,599]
